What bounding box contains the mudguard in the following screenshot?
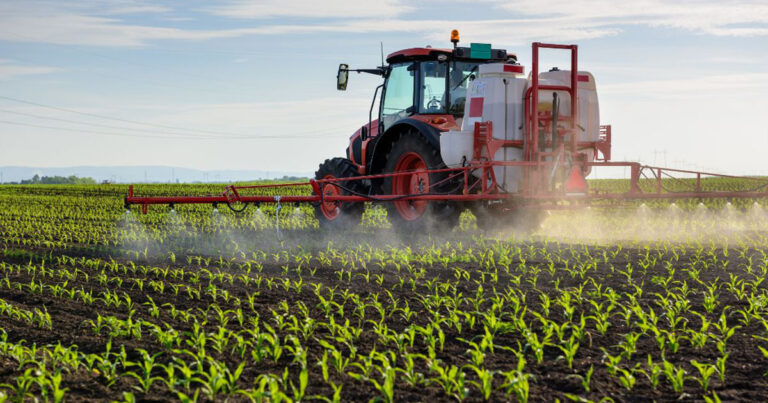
[368,118,442,175]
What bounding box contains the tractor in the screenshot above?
[319,30,522,230]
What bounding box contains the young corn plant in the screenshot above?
[500,355,532,403]
[124,349,164,393]
[690,360,717,392]
[555,336,579,370]
[465,365,495,401]
[662,360,686,394]
[39,369,68,403]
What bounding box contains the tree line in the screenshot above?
[15,174,97,185]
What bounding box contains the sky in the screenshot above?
[0,0,767,177]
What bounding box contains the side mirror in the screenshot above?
[337,64,349,91]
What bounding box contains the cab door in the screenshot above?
[380,62,415,133]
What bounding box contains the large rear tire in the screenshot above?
[314,158,366,229]
[381,132,460,233]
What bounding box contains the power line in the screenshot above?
[0,108,344,139]
[0,119,337,140]
[0,94,255,137]
[0,108,213,138]
[0,95,351,139]
[0,119,198,139]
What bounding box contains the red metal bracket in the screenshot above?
[596,125,611,161]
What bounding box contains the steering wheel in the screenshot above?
[426,97,441,112]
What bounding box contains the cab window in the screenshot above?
[420,61,447,114]
[381,63,415,131]
[448,61,480,116]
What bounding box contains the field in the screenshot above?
[0,183,767,402]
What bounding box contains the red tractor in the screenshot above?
[318,31,520,230]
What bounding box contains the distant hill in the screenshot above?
[0,166,311,184]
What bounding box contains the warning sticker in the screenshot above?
[469,98,484,118]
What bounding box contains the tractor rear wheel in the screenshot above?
[381,132,460,232]
[314,158,366,228]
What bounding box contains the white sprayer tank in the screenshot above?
[440,63,527,192]
[440,65,601,192]
[533,70,600,174]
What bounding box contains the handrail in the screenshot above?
[527,42,579,196]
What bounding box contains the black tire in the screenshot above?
[314,158,367,228]
[381,131,461,232]
[471,202,546,235]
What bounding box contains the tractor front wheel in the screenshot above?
[314,158,366,228]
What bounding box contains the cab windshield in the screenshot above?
[381,62,415,131]
[419,60,481,117]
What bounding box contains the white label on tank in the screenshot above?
[471,81,485,97]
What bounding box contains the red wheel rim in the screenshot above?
[320,174,341,220]
[392,152,429,221]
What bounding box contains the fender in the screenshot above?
[368,118,442,175]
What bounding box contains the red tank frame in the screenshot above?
[124,43,768,214]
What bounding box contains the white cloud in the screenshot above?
[103,5,171,15]
[0,59,59,79]
[209,0,413,19]
[497,0,768,37]
[163,16,195,22]
[0,2,607,48]
[0,1,204,47]
[66,0,171,15]
[600,72,768,97]
[0,0,765,49]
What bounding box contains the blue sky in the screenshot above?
[0,0,767,176]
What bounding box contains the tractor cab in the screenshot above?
[336,31,517,177]
[380,51,491,132]
[338,36,515,135]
